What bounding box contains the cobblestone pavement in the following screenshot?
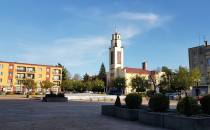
[0,98,170,130]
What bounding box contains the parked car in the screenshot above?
[165,92,179,100]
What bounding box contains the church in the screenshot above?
[107,31,164,94]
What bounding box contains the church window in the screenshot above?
[111,51,114,64]
[117,51,121,64]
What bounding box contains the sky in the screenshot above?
[0,0,210,76]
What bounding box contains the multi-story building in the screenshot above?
[107,31,164,94]
[189,41,210,85]
[0,61,62,93]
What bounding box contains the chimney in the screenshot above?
[205,40,208,47]
[142,61,147,70]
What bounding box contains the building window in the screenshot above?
[38,68,42,72]
[38,74,42,78]
[0,78,2,83]
[0,72,3,76]
[8,79,12,84]
[111,51,114,64]
[9,72,13,76]
[9,66,13,69]
[207,59,210,66]
[17,66,26,72]
[53,75,60,80]
[0,64,3,69]
[16,73,25,79]
[47,68,50,72]
[117,51,121,64]
[46,74,49,78]
[26,67,35,72]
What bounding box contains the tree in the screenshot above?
[23,79,37,93]
[83,73,91,82]
[159,66,175,93]
[91,79,105,93]
[57,63,70,81]
[171,66,201,95]
[111,77,126,94]
[98,63,107,86]
[40,80,54,93]
[131,76,150,93]
[60,80,74,92]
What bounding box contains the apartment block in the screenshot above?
[189,41,210,85]
[0,61,62,92]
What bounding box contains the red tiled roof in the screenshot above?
[123,67,150,74]
[123,67,158,76]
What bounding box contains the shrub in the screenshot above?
[149,93,169,112]
[146,90,155,97]
[45,93,65,98]
[114,95,121,107]
[177,96,200,116]
[200,94,210,115]
[57,93,65,97]
[125,93,142,109]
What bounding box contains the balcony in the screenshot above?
[52,69,61,75]
[26,67,35,73]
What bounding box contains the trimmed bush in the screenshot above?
[200,94,210,115]
[177,96,200,116]
[45,93,65,98]
[115,95,121,107]
[125,93,142,109]
[149,93,169,112]
[146,90,155,97]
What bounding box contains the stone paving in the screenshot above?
[0,97,170,130]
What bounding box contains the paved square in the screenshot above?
[0,98,170,130]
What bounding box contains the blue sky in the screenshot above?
[0,0,210,76]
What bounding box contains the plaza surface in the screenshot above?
[0,96,170,130]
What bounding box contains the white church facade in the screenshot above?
[107,31,164,94]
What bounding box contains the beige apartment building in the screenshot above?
[0,61,62,93]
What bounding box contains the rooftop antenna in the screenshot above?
[203,35,206,42]
[198,33,201,45]
[114,25,117,33]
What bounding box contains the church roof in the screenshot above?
[123,67,158,75]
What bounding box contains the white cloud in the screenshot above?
[116,12,160,24]
[118,26,141,40]
[17,36,109,71]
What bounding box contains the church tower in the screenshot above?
[109,31,124,79]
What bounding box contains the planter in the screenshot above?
[101,105,116,116]
[101,105,139,121]
[42,97,68,102]
[164,114,210,130]
[138,109,164,127]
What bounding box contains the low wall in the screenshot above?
[65,94,125,102]
[101,105,139,121]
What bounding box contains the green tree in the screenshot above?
[98,63,107,86]
[159,66,174,92]
[111,77,126,94]
[83,73,91,82]
[40,80,54,93]
[131,76,150,93]
[60,80,74,92]
[91,79,105,93]
[57,63,70,81]
[72,80,86,92]
[171,66,201,95]
[23,79,37,93]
